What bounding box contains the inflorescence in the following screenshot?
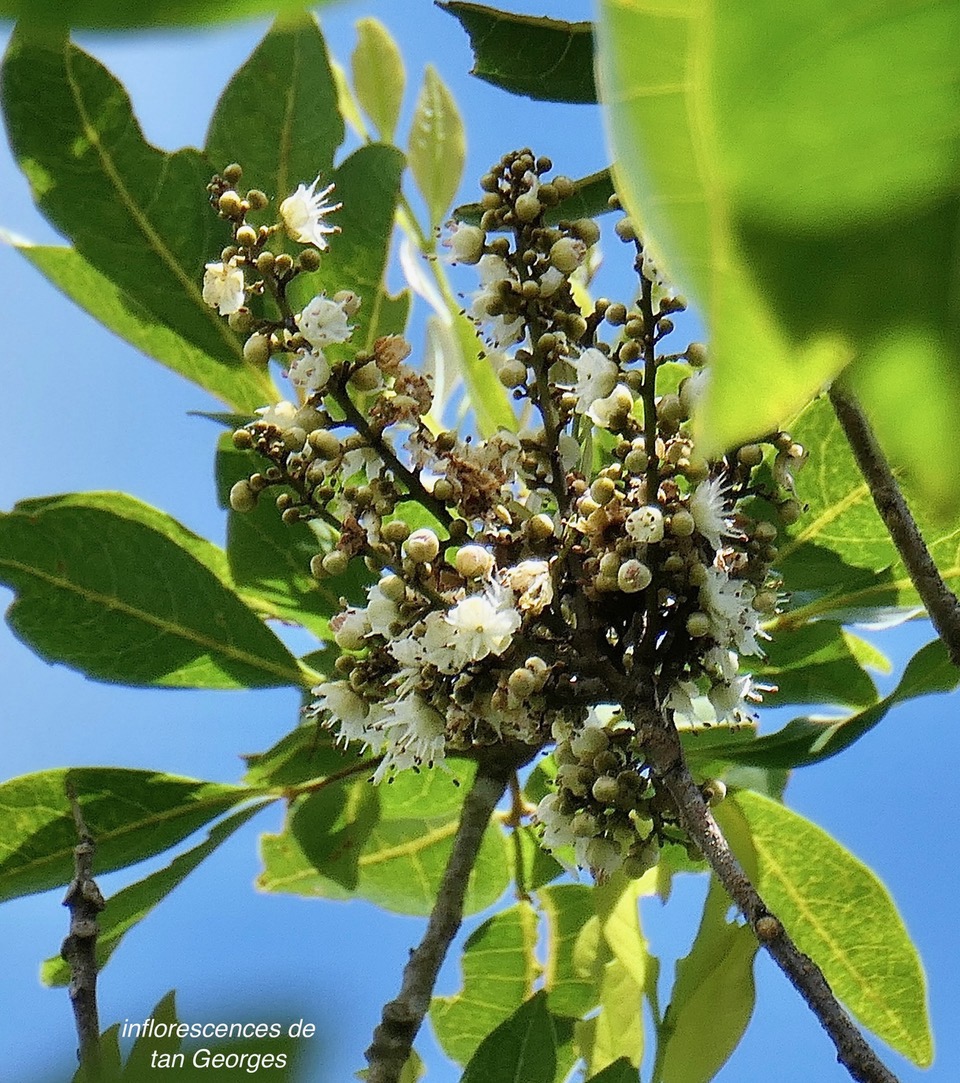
[203,151,806,881]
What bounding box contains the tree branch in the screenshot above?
[639,714,899,1083]
[363,747,529,1083]
[830,383,960,666]
[61,779,105,1079]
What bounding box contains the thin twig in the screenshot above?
[62,779,105,1079]
[830,383,960,666]
[364,747,528,1083]
[637,712,899,1083]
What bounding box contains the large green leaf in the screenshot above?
[258,760,511,915]
[711,639,958,771]
[0,491,304,689]
[539,884,604,1018]
[9,242,275,412]
[0,0,335,29]
[460,991,559,1083]
[0,768,255,902]
[40,802,268,986]
[595,1,960,514]
[440,2,596,103]
[772,397,960,626]
[205,14,343,207]
[719,791,932,1066]
[408,64,466,231]
[216,435,374,640]
[243,724,358,789]
[431,900,539,1064]
[0,29,254,382]
[584,1062,639,1083]
[656,877,757,1083]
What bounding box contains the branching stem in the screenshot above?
[829,383,960,666]
[364,747,530,1083]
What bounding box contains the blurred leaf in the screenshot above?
[754,620,877,709]
[461,991,558,1083]
[772,397,960,625]
[513,823,564,891]
[243,725,357,788]
[715,639,958,770]
[584,1060,639,1083]
[206,14,343,206]
[721,791,932,1066]
[656,877,757,1083]
[0,491,304,689]
[0,0,336,29]
[9,243,275,411]
[398,1050,425,1083]
[408,64,465,230]
[216,435,374,638]
[351,17,405,143]
[258,760,511,915]
[1,30,252,375]
[41,803,267,986]
[540,884,604,1018]
[576,959,643,1077]
[440,2,596,103]
[286,144,406,350]
[0,768,255,902]
[431,900,539,1064]
[596,1,960,513]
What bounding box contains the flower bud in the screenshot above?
[246,188,268,210]
[235,225,258,248]
[570,218,600,247]
[456,545,494,578]
[404,528,440,563]
[686,611,711,637]
[229,480,257,512]
[321,549,350,577]
[549,236,586,274]
[218,190,243,217]
[514,192,541,223]
[591,775,620,805]
[243,332,270,367]
[618,559,652,593]
[307,429,341,460]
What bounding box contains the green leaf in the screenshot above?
[539,884,604,1018]
[754,620,877,709]
[461,991,558,1083]
[408,64,466,230]
[286,143,407,351]
[715,639,959,770]
[258,761,511,915]
[351,17,405,143]
[440,2,596,104]
[431,900,539,1064]
[0,492,304,689]
[584,1060,639,1083]
[576,959,644,1077]
[720,790,932,1066]
[656,877,757,1083]
[41,803,267,986]
[0,768,254,902]
[0,0,336,29]
[596,2,960,512]
[772,397,960,625]
[243,725,357,788]
[216,434,374,639]
[9,242,274,412]
[205,14,343,208]
[0,30,253,376]
[398,1049,426,1083]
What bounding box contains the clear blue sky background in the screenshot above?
[1,2,958,1081]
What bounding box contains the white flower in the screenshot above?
[699,567,765,656]
[573,347,618,413]
[469,255,524,347]
[625,505,664,544]
[442,222,485,265]
[446,586,521,663]
[287,349,331,397]
[372,693,447,782]
[313,680,376,746]
[502,559,553,614]
[255,400,300,431]
[539,265,565,297]
[202,260,245,315]
[363,582,400,638]
[576,836,623,881]
[420,610,461,673]
[679,367,710,417]
[536,793,576,851]
[297,294,354,348]
[279,177,341,249]
[708,675,755,717]
[689,477,734,551]
[588,384,634,428]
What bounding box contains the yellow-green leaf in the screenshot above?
[408,64,465,230]
[352,17,405,142]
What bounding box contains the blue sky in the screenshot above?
[1,2,958,1081]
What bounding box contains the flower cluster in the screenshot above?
[204,151,805,882]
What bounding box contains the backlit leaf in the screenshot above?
[351,17,405,143]
[408,65,465,230]
[461,991,558,1083]
[0,0,336,29]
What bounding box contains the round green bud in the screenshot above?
[657,394,684,424]
[686,611,711,637]
[549,236,585,274]
[281,507,301,525]
[684,342,708,367]
[222,163,243,184]
[321,549,350,577]
[779,500,802,525]
[702,779,727,806]
[299,248,321,272]
[229,480,257,513]
[605,301,628,326]
[755,915,782,942]
[614,217,637,243]
[618,559,652,593]
[553,175,575,200]
[227,309,253,334]
[246,188,268,211]
[570,811,599,838]
[381,519,411,545]
[456,545,494,579]
[514,192,542,223]
[738,443,764,468]
[571,218,601,247]
[498,359,528,388]
[274,253,294,276]
[232,427,253,450]
[526,513,556,541]
[754,520,778,543]
[307,429,341,460]
[218,190,243,217]
[243,332,270,367]
[235,225,258,248]
[537,182,559,206]
[590,477,616,505]
[753,589,779,613]
[507,666,538,700]
[591,775,620,805]
[433,479,455,502]
[255,251,275,274]
[404,528,440,563]
[350,361,381,391]
[669,508,696,537]
[379,574,406,602]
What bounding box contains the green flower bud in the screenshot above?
[229,480,257,513]
[404,528,440,563]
